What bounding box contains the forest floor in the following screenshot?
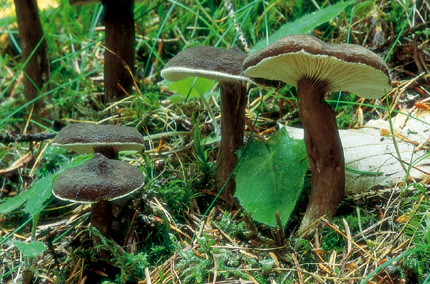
[1,1,430,283]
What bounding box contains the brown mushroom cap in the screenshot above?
[52,123,145,154]
[52,153,144,203]
[161,45,283,88]
[243,34,391,99]
[161,46,250,83]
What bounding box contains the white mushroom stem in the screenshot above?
[297,76,345,233]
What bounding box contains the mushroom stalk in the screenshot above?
[216,81,247,201]
[160,46,258,203]
[93,146,118,160]
[297,77,345,232]
[14,0,50,128]
[91,200,113,236]
[103,0,135,102]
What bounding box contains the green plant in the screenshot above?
[235,128,309,227]
[401,184,430,279]
[192,113,216,176]
[157,179,196,216]
[163,77,214,103]
[9,240,47,283]
[214,212,251,240]
[176,233,253,283]
[362,243,430,284]
[0,154,93,281]
[384,0,411,34]
[249,0,355,52]
[89,228,150,283]
[320,209,378,253]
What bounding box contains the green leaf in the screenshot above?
[0,191,29,214]
[11,240,47,258]
[235,128,309,227]
[0,154,93,217]
[163,77,214,102]
[250,0,355,52]
[352,1,374,18]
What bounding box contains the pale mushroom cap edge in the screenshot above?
[52,123,145,154]
[161,46,250,83]
[243,35,391,99]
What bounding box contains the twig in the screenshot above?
[321,218,394,282]
[0,132,56,143]
[342,219,352,259]
[291,253,304,284]
[212,252,218,284]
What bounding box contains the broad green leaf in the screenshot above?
[250,0,355,52]
[0,191,29,214]
[163,77,214,102]
[352,1,374,18]
[235,128,308,227]
[11,240,47,258]
[0,154,93,216]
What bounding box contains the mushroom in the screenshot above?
[52,153,145,235]
[52,123,145,159]
[160,46,251,202]
[243,34,391,232]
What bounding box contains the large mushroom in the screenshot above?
[243,35,391,232]
[161,46,251,203]
[52,123,145,159]
[52,153,145,235]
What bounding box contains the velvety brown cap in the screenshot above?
[244,35,391,99]
[161,46,249,82]
[53,123,145,154]
[52,153,144,203]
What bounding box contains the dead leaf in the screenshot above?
[283,109,430,194]
[0,152,33,176]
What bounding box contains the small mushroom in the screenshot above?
[243,35,391,233]
[161,46,250,202]
[52,153,145,235]
[53,123,145,159]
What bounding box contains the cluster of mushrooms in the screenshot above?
[51,123,146,236]
[161,34,391,232]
